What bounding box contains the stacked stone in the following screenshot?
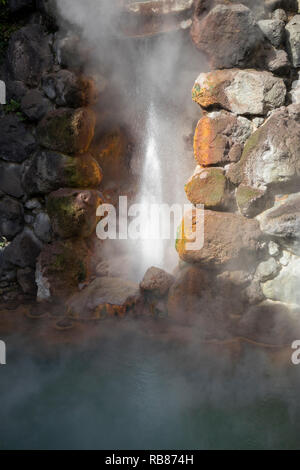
[0,1,103,301]
[172,1,300,342]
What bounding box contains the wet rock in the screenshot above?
[257,193,300,256]
[286,15,300,67]
[258,19,285,47]
[192,69,286,116]
[33,212,52,243]
[36,238,91,300]
[3,227,43,268]
[255,257,280,282]
[190,4,264,69]
[193,111,254,166]
[17,267,36,295]
[22,150,103,195]
[46,188,101,239]
[228,105,300,190]
[140,266,174,298]
[176,209,264,269]
[235,184,269,218]
[261,256,300,306]
[185,166,228,210]
[37,108,96,154]
[0,196,24,240]
[21,90,52,121]
[42,70,98,108]
[67,277,141,319]
[6,25,53,87]
[0,161,24,198]
[0,115,36,163]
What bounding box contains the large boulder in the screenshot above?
[6,25,53,87]
[191,4,264,69]
[286,15,300,67]
[193,111,254,166]
[67,277,141,319]
[228,105,300,191]
[22,150,103,195]
[192,69,286,116]
[257,193,300,256]
[0,196,24,240]
[46,188,101,239]
[176,209,264,269]
[37,108,96,154]
[21,90,52,122]
[0,162,24,198]
[184,166,229,210]
[0,115,36,163]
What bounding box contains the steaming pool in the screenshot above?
[1,322,300,450]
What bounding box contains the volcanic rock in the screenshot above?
[37,108,96,154]
[0,196,24,240]
[0,115,36,163]
[192,69,286,116]
[46,188,101,239]
[17,267,37,295]
[140,266,174,298]
[185,166,228,210]
[21,89,52,121]
[261,256,300,306]
[3,227,43,268]
[33,212,52,243]
[235,184,270,218]
[286,15,300,67]
[258,19,285,47]
[0,162,24,198]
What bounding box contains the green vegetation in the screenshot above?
[3,99,26,121]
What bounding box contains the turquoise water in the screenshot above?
[0,326,300,450]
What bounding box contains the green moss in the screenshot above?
[236,185,261,207]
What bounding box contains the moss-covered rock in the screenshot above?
[46,188,101,239]
[185,166,228,210]
[37,107,96,154]
[236,184,268,218]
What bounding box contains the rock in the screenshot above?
[6,81,28,102]
[235,184,269,218]
[286,15,300,67]
[272,9,287,22]
[42,70,98,108]
[261,256,300,306]
[0,196,24,240]
[0,115,36,163]
[67,277,141,319]
[3,227,43,268]
[21,89,52,121]
[185,166,228,210]
[36,238,91,299]
[25,198,42,210]
[6,25,53,87]
[8,0,34,12]
[22,150,103,195]
[17,267,36,295]
[140,266,174,298]
[228,105,300,190]
[280,250,293,266]
[258,19,285,47]
[33,212,52,243]
[243,279,265,305]
[193,111,254,166]
[37,108,96,154]
[255,257,280,282]
[190,4,264,69]
[266,47,290,74]
[53,32,90,70]
[269,241,280,257]
[0,161,24,198]
[257,193,300,256]
[176,209,264,269]
[46,188,101,239]
[192,69,286,116]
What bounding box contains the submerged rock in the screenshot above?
[37,108,96,154]
[192,69,286,116]
[46,188,101,239]
[193,111,254,166]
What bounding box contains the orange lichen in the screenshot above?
[193,116,213,166]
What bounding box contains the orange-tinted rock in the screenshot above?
[37,108,96,154]
[193,111,254,166]
[46,188,101,239]
[176,209,264,269]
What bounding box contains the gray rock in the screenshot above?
[262,256,300,306]
[3,227,43,268]
[6,25,53,87]
[266,47,290,74]
[255,257,280,282]
[33,212,52,243]
[286,15,300,67]
[272,9,287,22]
[258,19,285,47]
[0,115,36,163]
[17,267,37,295]
[0,161,24,198]
[25,198,42,210]
[42,70,94,108]
[21,89,52,121]
[268,241,280,257]
[6,81,28,102]
[140,267,175,298]
[8,0,34,12]
[257,193,300,256]
[0,196,24,240]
